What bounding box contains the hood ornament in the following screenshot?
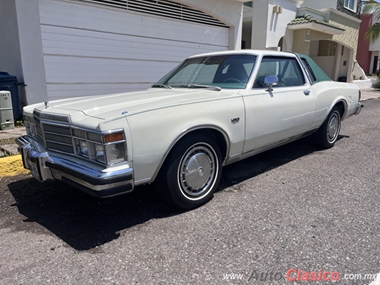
[44,99,48,109]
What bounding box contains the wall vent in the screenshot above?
[77,0,228,28]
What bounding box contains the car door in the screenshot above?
[242,55,316,154]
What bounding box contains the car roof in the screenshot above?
[188,49,296,58]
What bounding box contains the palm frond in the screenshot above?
[365,22,380,43]
[362,0,380,18]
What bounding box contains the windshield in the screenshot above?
[154,54,257,89]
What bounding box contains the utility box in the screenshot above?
[0,72,21,120]
[0,91,15,130]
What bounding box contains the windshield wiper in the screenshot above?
[151,84,173,89]
[187,84,221,91]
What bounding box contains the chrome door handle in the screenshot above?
[304,90,310,96]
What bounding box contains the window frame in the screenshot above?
[343,0,357,12]
[253,56,306,89]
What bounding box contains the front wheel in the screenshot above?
[315,107,341,149]
[156,133,222,209]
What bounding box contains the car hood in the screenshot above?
[27,88,237,121]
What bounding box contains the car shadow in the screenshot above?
[6,135,348,251]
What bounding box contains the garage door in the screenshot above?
[38,0,229,99]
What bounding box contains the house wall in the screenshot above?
[369,39,380,51]
[369,12,380,53]
[369,51,380,75]
[301,0,361,18]
[301,0,338,10]
[251,0,268,49]
[251,0,298,50]
[329,10,360,58]
[357,15,372,74]
[369,24,380,73]
[0,0,47,107]
[292,30,332,54]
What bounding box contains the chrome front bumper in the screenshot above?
[354,102,363,115]
[16,135,134,197]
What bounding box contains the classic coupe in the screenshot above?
[17,50,362,209]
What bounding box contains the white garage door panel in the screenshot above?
[41,26,219,63]
[44,56,171,82]
[39,0,229,99]
[39,0,228,46]
[47,84,145,98]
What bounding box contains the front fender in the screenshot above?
[126,97,245,184]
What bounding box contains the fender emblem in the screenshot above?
[231,117,240,124]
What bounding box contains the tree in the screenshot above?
[362,0,380,42]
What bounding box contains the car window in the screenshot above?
[253,56,305,88]
[157,54,257,89]
[300,58,317,83]
[297,54,332,84]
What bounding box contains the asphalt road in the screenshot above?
[0,99,379,285]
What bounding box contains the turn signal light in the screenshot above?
[104,132,124,143]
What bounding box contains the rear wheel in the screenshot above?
[156,133,222,209]
[315,106,341,149]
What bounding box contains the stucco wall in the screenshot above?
[0,0,47,106]
[369,13,380,52]
[301,0,338,10]
[357,15,372,74]
[251,0,298,50]
[292,30,332,54]
[329,12,360,58]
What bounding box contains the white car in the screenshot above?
[17,50,362,209]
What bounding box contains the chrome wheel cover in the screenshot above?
[177,143,218,200]
[327,111,340,143]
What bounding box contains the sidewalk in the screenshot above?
[0,87,379,157]
[360,87,380,101]
[0,127,25,157]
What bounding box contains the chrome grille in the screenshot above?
[27,109,126,166]
[43,123,75,154]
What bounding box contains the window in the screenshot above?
[318,41,337,57]
[157,54,257,89]
[344,0,357,12]
[253,56,305,88]
[300,58,316,83]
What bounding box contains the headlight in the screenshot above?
[24,115,37,137]
[103,131,126,165]
[95,144,105,163]
[104,142,126,164]
[79,140,89,157]
[74,129,126,166]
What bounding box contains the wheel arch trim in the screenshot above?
[327,98,348,121]
[150,125,231,182]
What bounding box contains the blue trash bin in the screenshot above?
[0,71,22,120]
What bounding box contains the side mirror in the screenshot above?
[264,75,278,92]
